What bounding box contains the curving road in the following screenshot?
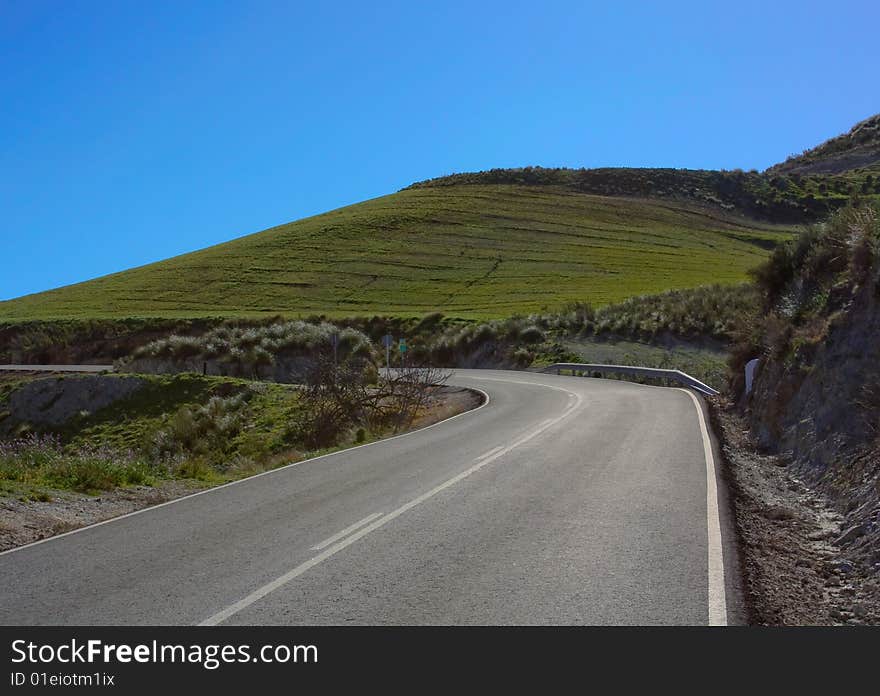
[0,370,741,626]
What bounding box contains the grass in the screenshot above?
[0,185,794,321]
[0,435,152,494]
[0,368,469,497]
[409,166,880,221]
[0,373,310,495]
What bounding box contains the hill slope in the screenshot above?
[768,113,880,176]
[0,185,792,321]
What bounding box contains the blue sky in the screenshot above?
[1,0,877,301]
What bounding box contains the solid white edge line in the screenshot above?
[678,388,728,627]
[310,512,384,551]
[0,387,491,559]
[198,384,585,625]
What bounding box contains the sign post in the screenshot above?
[330,332,340,367]
[398,338,407,367]
[382,334,394,368]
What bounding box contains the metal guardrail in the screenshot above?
[541,363,719,396]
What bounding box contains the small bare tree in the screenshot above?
[295,356,451,447]
[369,365,451,432]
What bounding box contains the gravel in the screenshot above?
[711,399,880,625]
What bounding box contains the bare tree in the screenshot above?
[373,365,451,432]
[295,356,451,448]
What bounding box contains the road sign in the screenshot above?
[398,339,407,353]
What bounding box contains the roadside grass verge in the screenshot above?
[0,434,152,496]
[0,372,477,502]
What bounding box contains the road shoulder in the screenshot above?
[710,398,880,625]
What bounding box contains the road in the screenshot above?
[0,369,740,625]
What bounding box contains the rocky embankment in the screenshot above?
[747,293,880,573]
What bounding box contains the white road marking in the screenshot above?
[475,446,504,462]
[679,388,728,626]
[310,512,384,551]
[0,388,490,559]
[198,385,584,626]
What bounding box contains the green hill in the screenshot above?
[5,113,880,323]
[0,185,793,321]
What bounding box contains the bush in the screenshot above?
[729,202,880,389]
[148,393,250,463]
[131,320,376,377]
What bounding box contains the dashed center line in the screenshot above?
[310,512,385,551]
[475,446,504,462]
[198,382,584,626]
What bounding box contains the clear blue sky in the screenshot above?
[1,0,877,301]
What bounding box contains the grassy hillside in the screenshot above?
[0,185,792,321]
[408,164,879,222]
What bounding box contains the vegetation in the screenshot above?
[0,185,792,321]
[0,374,308,493]
[768,114,880,176]
[408,165,879,222]
[294,358,450,448]
[730,202,880,389]
[5,114,879,327]
[533,283,758,341]
[0,317,219,365]
[127,320,376,380]
[0,434,151,495]
[0,362,458,498]
[346,285,757,380]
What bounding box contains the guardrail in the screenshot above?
[541,363,719,396]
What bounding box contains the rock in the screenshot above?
[766,505,795,521]
[835,524,865,545]
[6,376,144,429]
[835,560,855,574]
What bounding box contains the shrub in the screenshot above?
[519,326,545,344]
[0,434,152,493]
[149,393,250,462]
[729,201,880,391]
[132,320,375,374]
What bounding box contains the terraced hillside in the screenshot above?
[0,185,792,321]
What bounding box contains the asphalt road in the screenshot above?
[0,369,740,625]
